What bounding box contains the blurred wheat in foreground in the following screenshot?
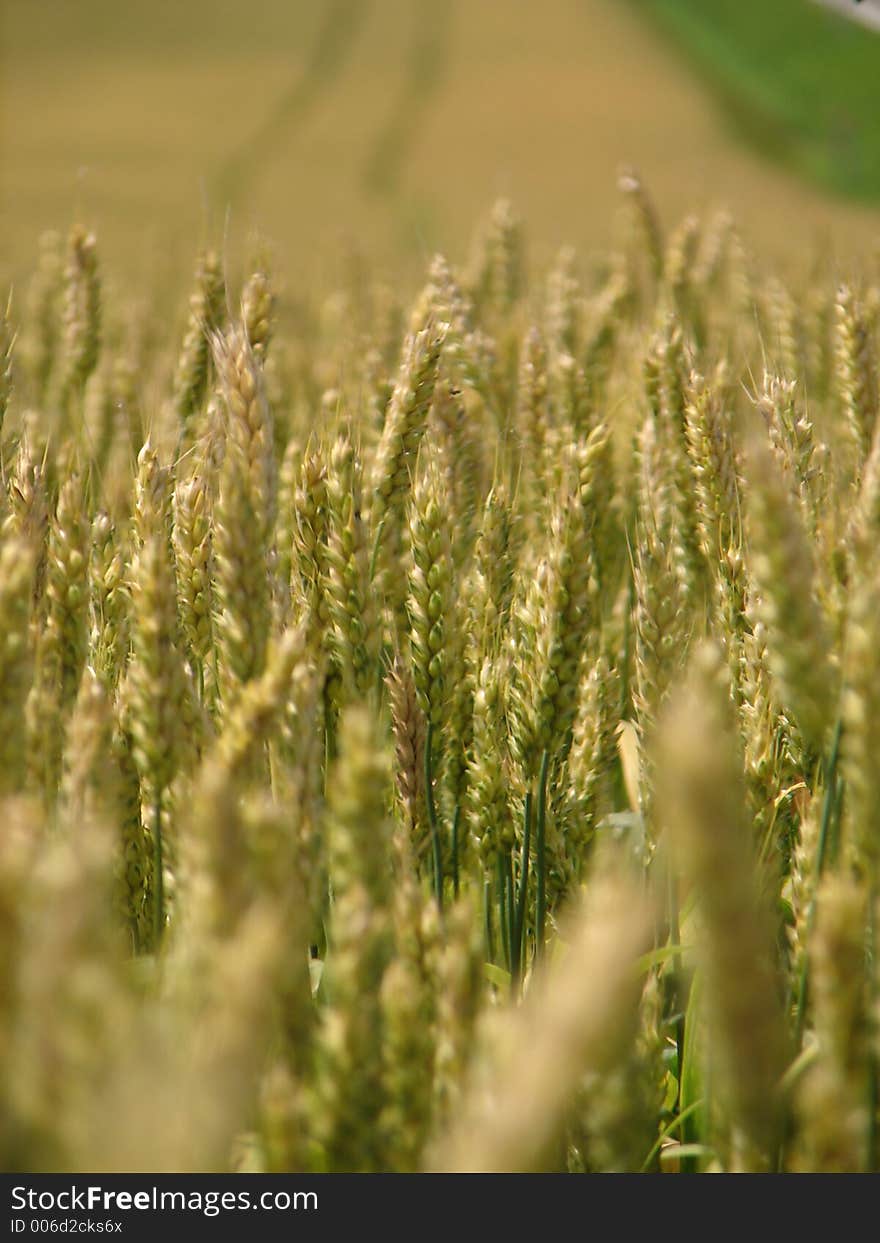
[2,184,879,1173]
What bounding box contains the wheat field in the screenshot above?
[0,177,879,1173]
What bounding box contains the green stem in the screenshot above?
[497,854,510,970]
[794,720,842,1048]
[484,878,495,964]
[535,750,550,958]
[152,796,164,951]
[512,791,532,990]
[424,719,444,911]
[667,859,686,1126]
[504,851,515,980]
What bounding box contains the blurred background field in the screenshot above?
[3,0,880,291]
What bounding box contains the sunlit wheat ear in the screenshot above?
[27,469,89,803]
[744,433,836,758]
[172,471,214,690]
[367,319,447,619]
[122,525,195,944]
[57,225,101,419]
[617,165,664,289]
[88,510,129,690]
[516,324,551,516]
[662,212,700,330]
[406,454,453,732]
[210,322,276,538]
[241,267,275,360]
[21,230,62,402]
[465,198,523,323]
[756,371,822,532]
[0,538,36,795]
[656,643,789,1171]
[467,654,515,870]
[834,283,878,470]
[323,434,379,703]
[386,653,427,860]
[632,417,690,762]
[170,248,225,433]
[840,558,880,887]
[793,873,874,1172]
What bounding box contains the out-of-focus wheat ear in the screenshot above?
[745,434,836,759]
[173,471,214,698]
[0,538,36,795]
[21,230,62,402]
[656,643,789,1171]
[88,510,129,690]
[793,874,873,1172]
[410,256,474,409]
[762,276,801,381]
[212,441,272,705]
[583,261,632,393]
[122,526,194,945]
[465,198,523,324]
[516,324,551,519]
[211,322,276,541]
[617,166,664,290]
[835,283,878,471]
[431,868,652,1172]
[324,435,380,703]
[545,245,582,361]
[840,559,880,887]
[662,212,701,334]
[692,208,733,298]
[170,248,225,434]
[82,363,116,482]
[312,705,394,1172]
[59,667,123,833]
[367,319,447,614]
[213,622,316,787]
[4,425,50,607]
[0,290,15,435]
[433,897,484,1127]
[381,879,438,1171]
[57,225,101,422]
[26,469,89,803]
[241,267,275,360]
[273,436,301,621]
